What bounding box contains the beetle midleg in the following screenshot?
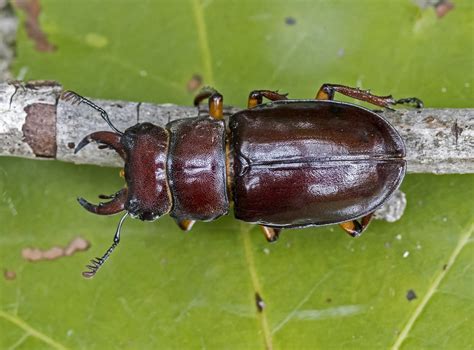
[247,90,288,108]
[260,225,282,243]
[339,212,374,238]
[193,87,223,120]
[315,83,423,109]
[175,219,196,232]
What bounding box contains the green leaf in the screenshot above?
[2,0,473,348]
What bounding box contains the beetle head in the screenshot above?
[62,91,172,278]
[75,122,171,222]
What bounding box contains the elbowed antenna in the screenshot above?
[82,212,129,278]
[61,90,124,135]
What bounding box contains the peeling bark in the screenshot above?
[22,103,56,157]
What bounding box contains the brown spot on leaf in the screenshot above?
[187,74,203,93]
[435,0,454,18]
[22,103,56,158]
[4,269,16,281]
[64,236,90,256]
[14,0,56,52]
[21,236,90,262]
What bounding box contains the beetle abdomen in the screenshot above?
[167,117,229,221]
[230,100,406,228]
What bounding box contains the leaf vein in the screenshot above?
[191,0,215,86]
[0,309,69,350]
[241,223,273,350]
[391,223,473,350]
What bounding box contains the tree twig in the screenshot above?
[1,81,472,174]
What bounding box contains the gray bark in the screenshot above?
[1,81,472,173]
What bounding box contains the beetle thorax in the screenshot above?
[121,123,171,221]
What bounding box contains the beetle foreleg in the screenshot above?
[339,212,374,238]
[175,219,196,232]
[194,87,223,120]
[315,83,423,110]
[260,225,282,243]
[247,90,288,108]
[78,188,128,215]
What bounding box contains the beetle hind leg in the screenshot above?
[339,212,374,238]
[260,225,282,243]
[315,83,423,110]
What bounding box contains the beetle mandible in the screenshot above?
[62,83,423,278]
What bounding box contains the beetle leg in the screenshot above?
[315,83,423,109]
[75,131,126,160]
[175,219,196,232]
[248,90,288,108]
[78,188,128,215]
[260,225,282,243]
[339,212,374,238]
[194,87,223,120]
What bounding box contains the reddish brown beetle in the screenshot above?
[62,84,422,277]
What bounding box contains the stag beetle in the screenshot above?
[62,84,422,278]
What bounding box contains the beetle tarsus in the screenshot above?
[394,97,424,109]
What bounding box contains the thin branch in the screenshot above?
[1,81,472,174]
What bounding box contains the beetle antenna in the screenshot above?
[82,212,128,278]
[61,90,124,135]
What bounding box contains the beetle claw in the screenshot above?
[77,188,128,215]
[74,131,126,159]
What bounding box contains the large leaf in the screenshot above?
[2,0,473,348]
